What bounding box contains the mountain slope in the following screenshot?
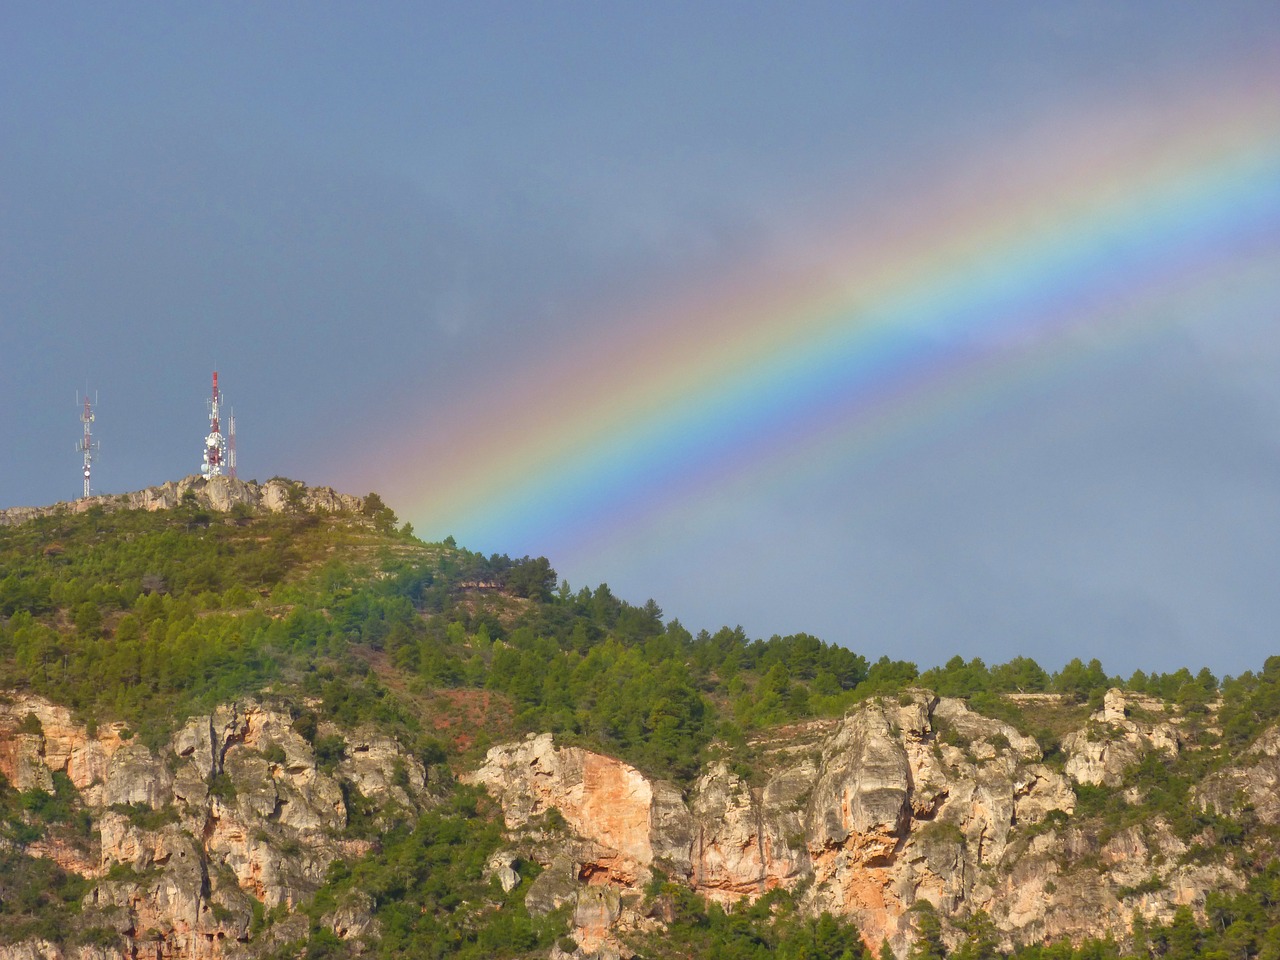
[1,479,1279,960]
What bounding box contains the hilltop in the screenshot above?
[0,475,367,528]
[1,484,1279,960]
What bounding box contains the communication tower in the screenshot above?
[77,392,98,498]
[201,371,229,477]
[228,410,237,479]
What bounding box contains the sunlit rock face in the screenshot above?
[0,696,425,959]
[0,687,1262,959]
[465,691,1243,958]
[0,476,365,527]
[1063,688,1180,787]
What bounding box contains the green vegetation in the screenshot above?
[308,787,567,959]
[627,883,871,960]
[0,847,92,944]
[985,864,1280,959]
[2,495,1255,784]
[0,770,94,941]
[4,493,1280,958]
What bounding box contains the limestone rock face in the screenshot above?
[0,476,365,527]
[0,944,123,960]
[1062,689,1180,786]
[809,696,914,857]
[466,693,1080,955]
[102,741,174,808]
[486,851,521,893]
[792,693,1068,949]
[4,731,54,792]
[0,694,128,794]
[1198,725,1280,824]
[0,695,421,960]
[689,759,807,901]
[2,686,1272,959]
[336,725,428,811]
[465,733,674,871]
[465,734,700,956]
[463,692,1256,958]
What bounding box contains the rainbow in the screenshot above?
[377,79,1280,558]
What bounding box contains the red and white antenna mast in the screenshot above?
[228,409,237,479]
[77,391,98,498]
[201,371,228,477]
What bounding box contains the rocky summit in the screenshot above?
[0,476,364,528]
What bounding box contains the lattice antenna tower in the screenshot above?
[76,391,98,498]
[201,371,228,477]
[228,409,237,479]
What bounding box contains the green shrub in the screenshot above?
[313,735,346,774]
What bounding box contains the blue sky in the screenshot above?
[3,3,1280,676]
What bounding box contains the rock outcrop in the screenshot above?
[464,732,694,889]
[0,476,364,528]
[1,688,1270,959]
[1062,689,1180,786]
[1198,724,1280,824]
[0,695,425,959]
[464,691,1251,957]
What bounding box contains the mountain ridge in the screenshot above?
[0,482,1277,960]
[0,475,366,528]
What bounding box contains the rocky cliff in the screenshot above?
[0,477,364,528]
[0,688,1267,959]
[0,695,424,959]
[465,689,1254,958]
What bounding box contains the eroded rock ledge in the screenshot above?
[0,688,1266,959]
[0,695,422,959]
[0,476,363,528]
[466,690,1248,958]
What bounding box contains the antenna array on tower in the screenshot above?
[201,371,229,477]
[76,392,98,498]
[228,410,237,479]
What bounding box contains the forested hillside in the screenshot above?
[2,480,1280,960]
